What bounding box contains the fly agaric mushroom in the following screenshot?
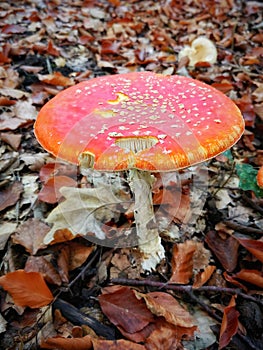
[34,72,244,270]
[257,165,263,188]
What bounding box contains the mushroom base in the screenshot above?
[128,169,165,270]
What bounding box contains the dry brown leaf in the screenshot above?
[205,231,239,272]
[43,186,124,245]
[145,318,196,350]
[233,269,263,289]
[57,244,70,283]
[12,218,49,255]
[0,270,54,308]
[38,175,77,204]
[219,296,239,350]
[169,240,196,284]
[25,256,62,286]
[99,286,155,335]
[235,237,263,262]
[38,71,74,87]
[136,291,196,328]
[0,181,23,211]
[41,335,146,350]
[193,265,216,288]
[0,132,22,150]
[68,242,94,271]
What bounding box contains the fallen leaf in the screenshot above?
[137,291,196,328]
[234,237,263,263]
[0,222,17,250]
[0,270,54,308]
[193,265,216,288]
[0,132,22,150]
[38,175,78,203]
[219,296,239,349]
[169,240,196,284]
[25,256,62,286]
[12,218,49,254]
[38,71,74,86]
[233,269,263,289]
[43,186,125,245]
[68,242,94,270]
[0,181,23,211]
[41,335,146,350]
[99,286,155,335]
[205,231,239,272]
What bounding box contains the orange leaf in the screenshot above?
[41,335,146,350]
[219,296,239,349]
[193,265,216,288]
[170,241,196,284]
[0,270,54,308]
[38,175,77,203]
[38,71,74,87]
[41,335,93,349]
[145,318,195,349]
[233,269,263,288]
[138,291,196,328]
[235,237,263,263]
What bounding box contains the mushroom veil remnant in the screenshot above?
[34,72,244,270]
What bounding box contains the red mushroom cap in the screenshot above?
[34,72,244,171]
[257,166,263,188]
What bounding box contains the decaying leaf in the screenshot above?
[0,181,23,211]
[233,269,263,289]
[0,270,54,308]
[219,296,239,349]
[43,186,128,245]
[12,218,49,254]
[25,256,62,286]
[169,240,196,284]
[38,175,77,204]
[136,291,196,328]
[235,237,263,263]
[99,286,155,336]
[0,222,17,250]
[41,335,146,350]
[205,231,239,272]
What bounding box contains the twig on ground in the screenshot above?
[110,278,263,307]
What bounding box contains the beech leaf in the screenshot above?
[0,270,54,308]
[43,186,127,245]
[99,286,154,334]
[219,296,239,349]
[136,291,196,328]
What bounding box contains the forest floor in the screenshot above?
[0,1,263,349]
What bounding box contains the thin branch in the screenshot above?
[224,220,263,235]
[110,278,263,307]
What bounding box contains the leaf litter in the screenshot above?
[0,0,263,349]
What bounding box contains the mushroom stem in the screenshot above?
[128,169,165,270]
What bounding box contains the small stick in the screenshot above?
[110,278,263,307]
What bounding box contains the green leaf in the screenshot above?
[235,163,263,198]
